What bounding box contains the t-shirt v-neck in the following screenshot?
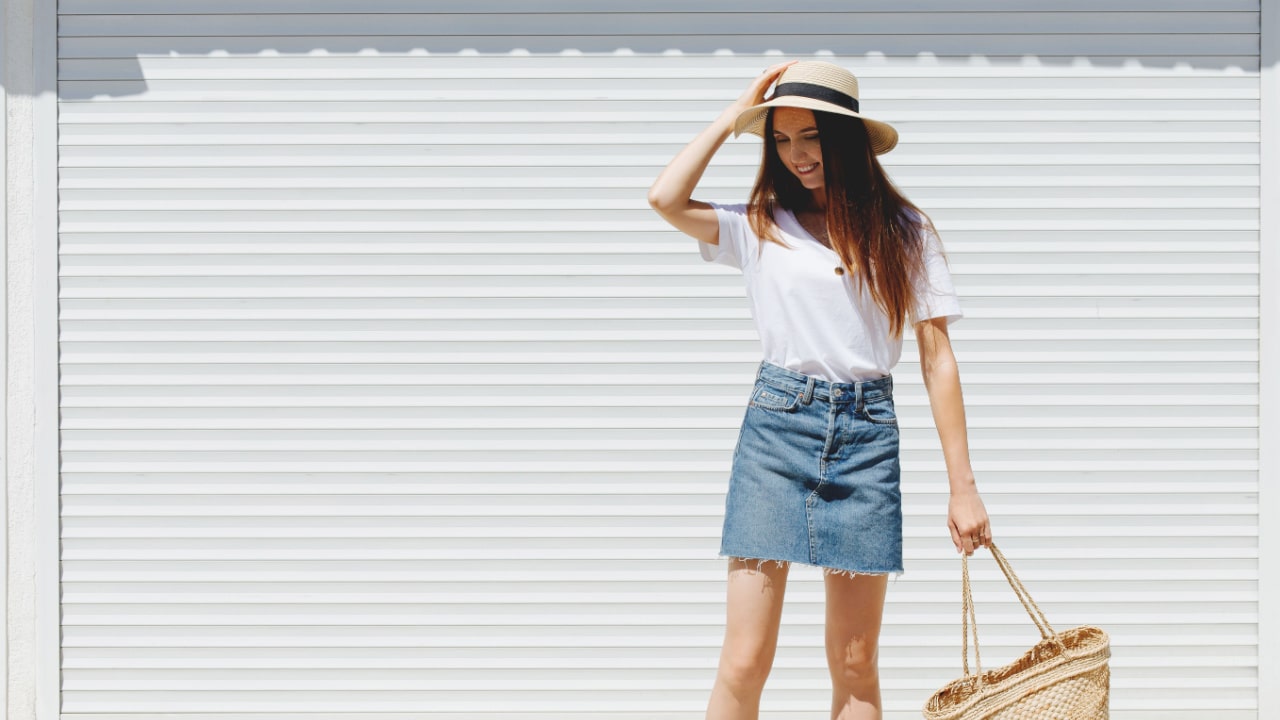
[697,201,963,383]
[782,207,837,256]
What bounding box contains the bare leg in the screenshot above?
[705,557,791,720]
[823,571,889,720]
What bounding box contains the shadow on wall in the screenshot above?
[54,3,1261,101]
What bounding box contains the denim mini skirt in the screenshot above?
[719,359,904,579]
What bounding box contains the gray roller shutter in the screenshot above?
[56,1,1263,718]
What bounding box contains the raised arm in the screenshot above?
[646,61,798,245]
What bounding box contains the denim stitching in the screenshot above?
[807,396,836,565]
[861,396,898,425]
[748,382,801,412]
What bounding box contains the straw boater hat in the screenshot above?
[731,61,899,155]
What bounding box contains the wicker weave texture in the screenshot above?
[924,628,1110,719]
[922,544,1111,720]
[985,664,1110,720]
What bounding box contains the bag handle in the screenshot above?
[961,541,1066,685]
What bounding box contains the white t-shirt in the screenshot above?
[699,202,963,382]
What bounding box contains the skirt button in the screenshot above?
[834,266,845,275]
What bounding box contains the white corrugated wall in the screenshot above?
[55,2,1262,718]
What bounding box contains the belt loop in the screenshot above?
[802,375,815,404]
[854,380,865,414]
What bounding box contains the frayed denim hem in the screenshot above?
[721,553,904,584]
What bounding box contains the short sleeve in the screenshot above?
[698,201,755,271]
[910,225,963,327]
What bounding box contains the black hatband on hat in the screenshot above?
[771,82,860,113]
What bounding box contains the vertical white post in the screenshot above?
[0,0,9,712]
[1259,1,1278,718]
[33,0,60,716]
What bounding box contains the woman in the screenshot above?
[647,61,993,720]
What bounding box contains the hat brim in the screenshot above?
[732,96,899,155]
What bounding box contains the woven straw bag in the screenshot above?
[922,542,1111,720]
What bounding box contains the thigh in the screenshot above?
[823,572,889,665]
[722,558,791,660]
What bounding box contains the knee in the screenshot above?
[718,645,776,693]
[827,637,879,687]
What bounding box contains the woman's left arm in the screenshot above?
[914,317,992,556]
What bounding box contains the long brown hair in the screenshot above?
[744,108,946,340]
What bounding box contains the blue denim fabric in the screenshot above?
[719,360,904,578]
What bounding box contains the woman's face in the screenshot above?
[772,107,824,194]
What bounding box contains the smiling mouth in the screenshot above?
[796,163,819,175]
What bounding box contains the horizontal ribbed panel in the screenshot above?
[57,2,1261,719]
